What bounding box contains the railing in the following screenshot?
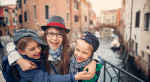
[102,58,145,82]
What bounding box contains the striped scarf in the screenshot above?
[69,55,92,74]
[49,45,63,59]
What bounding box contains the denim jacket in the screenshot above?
[17,54,76,82]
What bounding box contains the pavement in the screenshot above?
[0,35,13,82]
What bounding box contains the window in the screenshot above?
[34,5,36,20]
[66,0,69,5]
[142,51,144,57]
[13,10,15,13]
[15,13,17,17]
[19,0,22,8]
[16,20,18,25]
[19,15,22,23]
[24,11,27,22]
[24,0,26,4]
[144,13,149,31]
[135,42,138,55]
[5,17,8,23]
[75,15,78,22]
[90,20,93,24]
[135,11,140,27]
[85,16,87,22]
[13,29,17,34]
[131,40,134,50]
[67,12,69,22]
[74,0,78,9]
[4,9,8,12]
[15,7,17,10]
[27,10,29,22]
[45,5,49,19]
[13,18,15,23]
[147,46,149,49]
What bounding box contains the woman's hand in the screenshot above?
[83,60,96,79]
[75,71,91,80]
[16,58,37,71]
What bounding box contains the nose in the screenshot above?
[36,47,41,53]
[52,35,57,40]
[77,52,82,57]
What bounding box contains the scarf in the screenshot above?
[49,45,63,59]
[69,55,92,74]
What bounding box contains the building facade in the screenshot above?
[16,0,96,39]
[122,0,150,80]
[0,5,17,36]
[99,9,118,25]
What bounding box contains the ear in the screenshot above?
[18,50,26,55]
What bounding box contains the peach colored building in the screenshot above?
[16,0,94,39]
[0,5,17,36]
[99,9,118,25]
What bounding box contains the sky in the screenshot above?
[0,0,121,17]
[88,0,121,17]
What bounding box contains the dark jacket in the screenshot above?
[17,55,76,82]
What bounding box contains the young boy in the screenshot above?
[12,29,90,82]
[69,31,102,82]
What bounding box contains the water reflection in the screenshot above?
[98,31,138,82]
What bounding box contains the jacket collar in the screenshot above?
[48,53,61,61]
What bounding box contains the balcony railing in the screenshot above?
[102,57,145,82]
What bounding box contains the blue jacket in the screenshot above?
[16,55,76,82]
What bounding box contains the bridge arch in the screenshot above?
[94,24,117,31]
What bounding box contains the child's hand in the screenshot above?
[83,60,96,79]
[75,71,92,80]
[17,58,37,71]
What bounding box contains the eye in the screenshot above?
[48,32,53,35]
[76,49,79,51]
[83,52,87,54]
[58,33,62,35]
[30,48,35,51]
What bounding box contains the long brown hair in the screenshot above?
[43,27,70,75]
[42,47,50,74]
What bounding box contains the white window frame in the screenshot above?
[45,5,49,20]
[66,0,69,6]
[13,18,16,25]
[74,0,78,10]
[144,12,150,31]
[66,11,69,22]
[33,3,37,21]
[24,11,27,23]
[5,16,10,25]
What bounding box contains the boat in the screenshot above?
[111,37,120,49]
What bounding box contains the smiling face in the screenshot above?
[20,40,42,59]
[46,27,63,50]
[74,39,94,63]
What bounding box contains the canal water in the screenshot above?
[97,31,139,82]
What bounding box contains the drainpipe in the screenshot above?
[21,0,23,29]
[70,0,72,36]
[80,0,82,33]
[88,3,90,31]
[130,0,133,51]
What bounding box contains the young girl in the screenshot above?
[6,15,101,78]
[11,29,90,82]
[69,31,102,82]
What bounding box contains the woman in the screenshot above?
[7,15,101,78]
